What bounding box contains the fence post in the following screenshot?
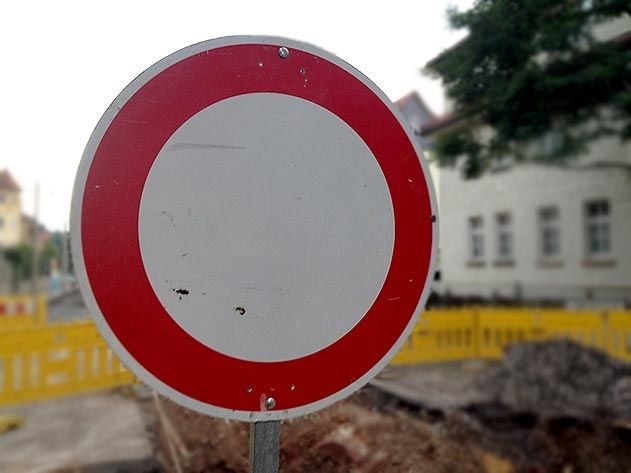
[35,295,47,325]
[473,308,480,359]
[601,309,610,356]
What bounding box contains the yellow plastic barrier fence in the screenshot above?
[0,414,24,434]
[395,310,477,364]
[0,295,47,328]
[0,321,134,406]
[1,307,629,407]
[393,308,631,365]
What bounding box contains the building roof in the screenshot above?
[394,91,435,119]
[0,170,20,192]
[612,29,631,45]
[420,111,463,136]
[21,214,50,242]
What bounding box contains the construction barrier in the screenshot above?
[0,295,47,328]
[0,321,134,406]
[0,414,23,434]
[0,307,630,406]
[393,308,631,364]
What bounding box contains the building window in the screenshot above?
[495,212,514,262]
[468,216,484,262]
[585,199,611,257]
[538,206,561,259]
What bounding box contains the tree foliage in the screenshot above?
[425,0,631,177]
[4,241,60,281]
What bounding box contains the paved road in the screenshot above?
[372,361,492,411]
[48,289,89,323]
[0,391,156,473]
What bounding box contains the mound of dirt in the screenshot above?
[473,339,631,419]
[150,393,485,473]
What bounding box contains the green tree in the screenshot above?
[425,0,631,177]
[4,244,32,290]
[4,241,60,286]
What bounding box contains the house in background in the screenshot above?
[0,169,51,252]
[0,169,22,248]
[395,92,442,207]
[410,19,631,307]
[20,215,51,250]
[394,92,435,151]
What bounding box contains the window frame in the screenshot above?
[584,199,612,260]
[467,216,485,264]
[537,206,561,262]
[494,212,514,265]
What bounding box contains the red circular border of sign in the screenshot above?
[81,43,433,412]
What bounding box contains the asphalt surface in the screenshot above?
[48,289,89,322]
[372,361,491,411]
[0,391,155,473]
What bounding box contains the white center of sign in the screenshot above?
[139,93,394,362]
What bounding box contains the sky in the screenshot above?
[0,0,472,231]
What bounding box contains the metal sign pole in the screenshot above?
[249,421,281,473]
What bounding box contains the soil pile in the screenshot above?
[449,340,631,471]
[473,339,631,419]
[150,394,484,473]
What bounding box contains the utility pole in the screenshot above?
[31,183,40,299]
[61,222,69,291]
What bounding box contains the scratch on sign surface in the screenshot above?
[160,211,175,227]
[170,142,246,151]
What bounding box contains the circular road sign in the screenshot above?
[71,36,437,421]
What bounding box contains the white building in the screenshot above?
[394,92,442,206]
[431,138,631,306]
[398,20,631,307]
[0,169,22,248]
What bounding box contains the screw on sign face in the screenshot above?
[71,36,437,422]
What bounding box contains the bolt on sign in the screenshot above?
[71,36,437,422]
